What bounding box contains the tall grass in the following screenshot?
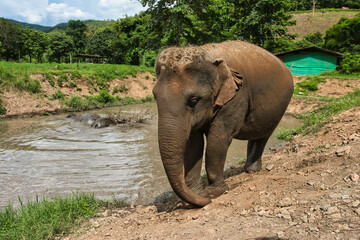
[0,193,100,240]
[277,89,360,140]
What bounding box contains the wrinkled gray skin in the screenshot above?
[91,118,115,128]
[66,113,100,125]
[153,41,294,207]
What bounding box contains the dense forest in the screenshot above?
[0,0,359,66]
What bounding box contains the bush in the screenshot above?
[52,90,65,100]
[64,96,91,111]
[296,76,326,92]
[14,75,41,93]
[96,89,115,103]
[338,54,360,74]
[0,98,6,115]
[112,85,129,94]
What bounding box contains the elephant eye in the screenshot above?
[188,96,200,108]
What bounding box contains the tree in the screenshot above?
[66,20,87,54]
[324,14,360,53]
[48,31,74,62]
[111,12,158,65]
[23,27,50,62]
[0,18,24,60]
[229,0,295,47]
[140,0,295,48]
[86,27,115,59]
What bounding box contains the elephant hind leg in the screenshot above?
[245,136,270,173]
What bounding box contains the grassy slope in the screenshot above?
[288,10,359,38]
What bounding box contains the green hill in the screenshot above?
[288,10,360,38]
[7,19,52,32]
[6,19,113,33]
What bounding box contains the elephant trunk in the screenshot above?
[158,117,211,207]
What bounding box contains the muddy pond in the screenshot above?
[0,103,300,207]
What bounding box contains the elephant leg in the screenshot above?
[184,130,204,193]
[201,131,232,198]
[245,136,270,173]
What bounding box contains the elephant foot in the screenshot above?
[245,159,262,173]
[200,184,228,199]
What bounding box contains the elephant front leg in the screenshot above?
[184,130,204,193]
[245,136,270,173]
[202,131,232,198]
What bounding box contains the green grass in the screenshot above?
[320,71,360,80]
[0,62,154,94]
[64,92,155,112]
[0,193,99,240]
[277,89,360,140]
[294,76,327,96]
[0,193,130,240]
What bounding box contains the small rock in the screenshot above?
[342,195,349,200]
[351,200,360,208]
[309,226,319,232]
[279,197,293,207]
[326,206,340,215]
[320,204,329,211]
[307,181,315,186]
[354,208,360,216]
[329,213,342,220]
[102,210,110,217]
[349,173,359,182]
[301,214,308,223]
[329,193,342,199]
[143,205,157,213]
[92,221,100,228]
[265,164,274,171]
[320,184,326,190]
[130,200,135,209]
[276,231,285,238]
[280,208,292,220]
[240,209,248,216]
[335,146,351,156]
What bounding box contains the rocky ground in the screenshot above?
[63,77,360,240]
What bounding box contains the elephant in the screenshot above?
[66,113,100,125]
[91,117,115,128]
[152,40,294,207]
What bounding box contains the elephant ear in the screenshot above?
[213,59,243,109]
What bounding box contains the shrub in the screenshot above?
[14,75,41,93]
[338,54,360,74]
[296,76,326,92]
[0,98,6,115]
[52,90,65,100]
[69,81,77,87]
[64,96,91,111]
[57,74,68,87]
[96,89,115,103]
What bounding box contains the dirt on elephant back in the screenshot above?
[64,77,360,240]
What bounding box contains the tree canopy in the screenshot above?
[0,2,359,64]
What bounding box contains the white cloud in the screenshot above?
[46,3,95,23]
[0,0,146,26]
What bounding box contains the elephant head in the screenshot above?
[153,47,243,207]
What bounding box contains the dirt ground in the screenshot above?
[58,77,360,240]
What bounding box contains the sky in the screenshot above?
[0,0,147,26]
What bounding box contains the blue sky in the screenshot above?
[0,0,147,26]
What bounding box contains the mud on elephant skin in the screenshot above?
[153,40,294,207]
[66,113,115,128]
